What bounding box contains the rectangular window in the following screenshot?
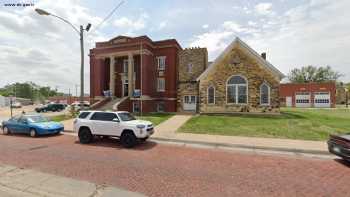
[187,63,193,73]
[207,87,215,104]
[157,78,165,92]
[238,85,247,104]
[123,59,128,73]
[227,86,236,103]
[78,112,91,119]
[157,102,165,112]
[157,56,166,71]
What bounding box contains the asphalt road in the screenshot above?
[0,134,349,197]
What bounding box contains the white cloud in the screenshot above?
[247,0,350,81]
[254,2,273,15]
[188,0,350,82]
[113,13,149,34]
[190,31,234,56]
[158,21,168,30]
[0,0,105,93]
[222,21,247,33]
[248,21,257,26]
[202,24,209,29]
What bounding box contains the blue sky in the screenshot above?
[0,0,349,94]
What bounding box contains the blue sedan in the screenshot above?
[1,114,64,137]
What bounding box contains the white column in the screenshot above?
[109,56,115,97]
[128,53,134,97]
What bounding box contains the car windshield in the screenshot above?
[118,112,136,121]
[27,115,49,123]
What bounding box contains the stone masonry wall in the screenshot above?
[177,47,208,112]
[199,46,280,113]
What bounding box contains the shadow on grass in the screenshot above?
[202,111,306,120]
[74,136,157,151]
[134,112,175,118]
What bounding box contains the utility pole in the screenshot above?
[140,41,143,116]
[80,25,85,109]
[35,8,91,110]
[75,84,79,97]
[68,88,71,104]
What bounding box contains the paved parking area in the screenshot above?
[0,134,349,197]
[0,105,68,123]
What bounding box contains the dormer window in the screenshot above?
[157,56,166,71]
[187,63,193,73]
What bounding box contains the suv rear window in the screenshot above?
[78,112,91,119]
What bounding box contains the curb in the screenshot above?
[151,136,331,156]
[62,130,330,156]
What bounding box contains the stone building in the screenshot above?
[177,47,208,112]
[196,37,285,113]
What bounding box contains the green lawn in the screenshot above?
[178,108,350,141]
[50,114,74,122]
[136,113,174,126]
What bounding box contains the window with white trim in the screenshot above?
[260,83,270,105]
[227,75,247,104]
[157,78,165,92]
[157,56,166,71]
[207,86,215,104]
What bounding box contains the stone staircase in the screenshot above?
[97,97,124,111]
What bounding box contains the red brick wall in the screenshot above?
[279,82,336,107]
[90,36,181,112]
[128,100,176,113]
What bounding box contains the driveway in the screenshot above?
[0,134,349,197]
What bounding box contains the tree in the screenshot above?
[0,82,63,101]
[288,65,342,83]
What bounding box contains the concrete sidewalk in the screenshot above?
[62,115,329,155]
[153,115,328,155]
[0,164,146,197]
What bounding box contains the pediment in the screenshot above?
[110,36,131,44]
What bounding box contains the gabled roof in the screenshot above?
[197,37,285,81]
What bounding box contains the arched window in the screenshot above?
[260,83,270,105]
[207,86,215,104]
[227,75,247,104]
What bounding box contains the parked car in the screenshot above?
[35,103,66,113]
[1,114,64,137]
[11,102,22,108]
[74,111,154,148]
[328,134,350,161]
[70,103,90,111]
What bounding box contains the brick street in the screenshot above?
[0,134,349,197]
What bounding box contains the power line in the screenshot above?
[89,0,125,34]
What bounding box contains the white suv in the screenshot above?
[73,111,154,148]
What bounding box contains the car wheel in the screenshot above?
[2,126,10,135]
[78,128,93,144]
[120,131,137,148]
[29,129,37,137]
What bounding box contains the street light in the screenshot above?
[35,8,91,109]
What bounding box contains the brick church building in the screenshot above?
[89,35,284,113]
